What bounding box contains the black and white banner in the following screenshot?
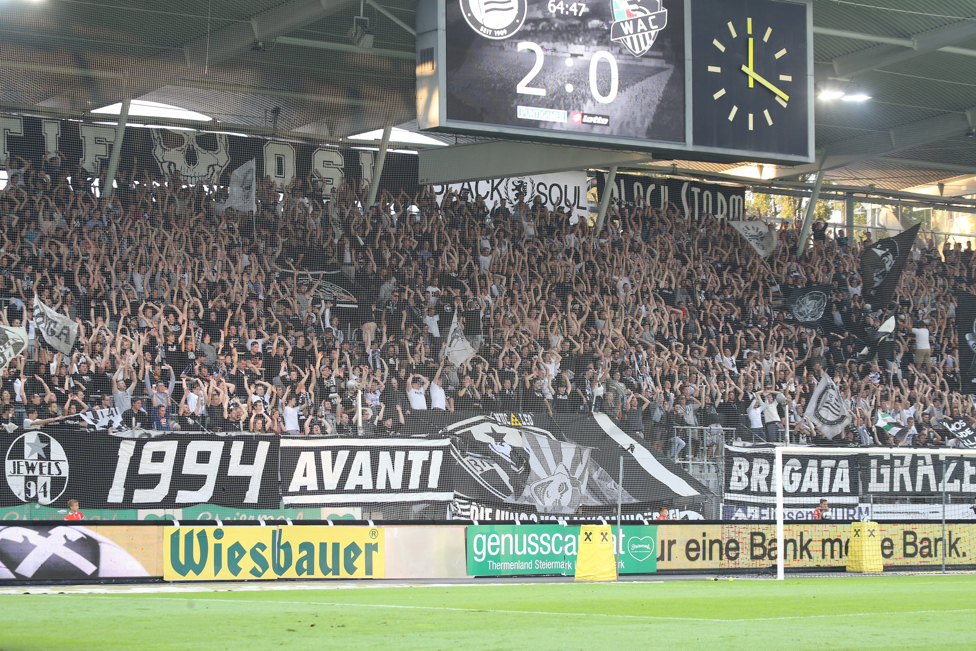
[32,296,78,355]
[787,285,832,330]
[2,413,706,515]
[804,374,851,439]
[725,445,976,507]
[0,326,28,372]
[860,223,920,311]
[595,173,746,221]
[1,431,279,510]
[280,438,454,506]
[940,417,976,449]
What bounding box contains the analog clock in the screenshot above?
[691,0,810,158]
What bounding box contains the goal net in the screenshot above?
[763,446,976,579]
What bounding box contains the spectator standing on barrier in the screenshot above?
[64,499,84,521]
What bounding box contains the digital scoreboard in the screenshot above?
[416,0,813,164]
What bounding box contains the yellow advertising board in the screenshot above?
[654,522,976,571]
[163,526,384,581]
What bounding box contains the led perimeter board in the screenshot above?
[416,0,813,164]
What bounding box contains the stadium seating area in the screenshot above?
[0,155,970,451]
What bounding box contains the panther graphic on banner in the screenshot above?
[443,415,631,513]
[609,0,668,57]
[5,432,69,505]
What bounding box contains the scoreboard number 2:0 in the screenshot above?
[516,42,619,104]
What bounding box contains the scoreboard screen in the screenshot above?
[416,0,814,164]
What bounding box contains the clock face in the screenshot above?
[691,0,809,158]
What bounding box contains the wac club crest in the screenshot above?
[610,0,668,57]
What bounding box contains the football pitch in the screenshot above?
[1,575,975,650]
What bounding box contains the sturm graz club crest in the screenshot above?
[815,383,848,428]
[610,0,668,57]
[5,432,69,505]
[460,0,527,39]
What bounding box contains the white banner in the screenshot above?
[730,220,777,258]
[804,374,851,439]
[222,158,256,213]
[0,326,28,371]
[32,296,78,355]
[445,311,476,367]
[434,171,588,215]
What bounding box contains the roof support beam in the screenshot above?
[40,0,354,112]
[773,108,976,179]
[829,20,976,79]
[814,26,976,58]
[364,0,416,37]
[418,141,653,184]
[276,36,415,59]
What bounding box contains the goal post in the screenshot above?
[774,446,976,580]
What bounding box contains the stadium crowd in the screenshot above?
[0,153,973,456]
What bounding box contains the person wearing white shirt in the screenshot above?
[282,393,302,435]
[429,365,450,411]
[407,374,429,411]
[747,393,769,441]
[911,322,931,371]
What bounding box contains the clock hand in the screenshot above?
[740,65,789,102]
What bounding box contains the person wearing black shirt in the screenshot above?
[522,377,551,416]
[121,397,152,430]
[551,383,576,413]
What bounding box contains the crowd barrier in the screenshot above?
[2,520,974,583]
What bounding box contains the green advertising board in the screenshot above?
[465,525,657,576]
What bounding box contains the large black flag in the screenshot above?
[857,316,896,365]
[787,285,832,331]
[938,416,976,448]
[956,291,976,394]
[860,224,920,310]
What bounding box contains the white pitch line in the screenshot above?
[23,595,976,624]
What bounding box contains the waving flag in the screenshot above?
[730,220,777,258]
[860,224,919,310]
[805,374,850,439]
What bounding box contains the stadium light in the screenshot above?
[92,100,213,122]
[841,92,872,102]
[348,127,447,146]
[819,90,845,100]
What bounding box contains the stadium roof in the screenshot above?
[1,0,976,193]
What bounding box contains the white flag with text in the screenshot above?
[33,296,78,355]
[730,220,777,258]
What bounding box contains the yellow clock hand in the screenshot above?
[740,65,789,102]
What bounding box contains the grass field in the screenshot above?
[1,575,975,650]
